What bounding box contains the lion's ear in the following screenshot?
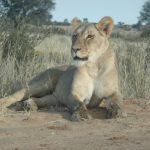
[71,17,82,29]
[96,16,114,37]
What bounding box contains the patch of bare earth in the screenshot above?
[0,99,150,150]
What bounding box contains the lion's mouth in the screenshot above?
[73,56,88,61]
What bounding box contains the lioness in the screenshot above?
[0,16,126,121]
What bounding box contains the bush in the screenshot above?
[141,29,150,37]
[2,25,35,63]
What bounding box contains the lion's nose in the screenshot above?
[72,47,81,53]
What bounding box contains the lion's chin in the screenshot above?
[73,56,88,61]
[72,59,87,66]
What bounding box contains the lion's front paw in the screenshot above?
[117,109,127,118]
[71,106,92,122]
[106,107,127,119]
[23,98,38,111]
[106,107,117,119]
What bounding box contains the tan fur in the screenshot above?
[0,16,126,120]
[0,66,68,108]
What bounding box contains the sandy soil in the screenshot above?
[0,99,150,150]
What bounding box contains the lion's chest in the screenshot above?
[93,76,106,99]
[71,70,94,104]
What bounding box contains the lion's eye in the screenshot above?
[73,33,77,39]
[86,34,95,40]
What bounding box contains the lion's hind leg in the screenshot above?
[0,66,68,109]
[22,94,59,111]
[0,89,27,108]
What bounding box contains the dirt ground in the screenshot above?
[0,99,150,150]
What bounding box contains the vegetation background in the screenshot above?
[0,0,149,101]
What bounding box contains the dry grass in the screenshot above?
[112,38,150,99]
[0,23,149,100]
[0,34,71,98]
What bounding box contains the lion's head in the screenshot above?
[71,16,114,65]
